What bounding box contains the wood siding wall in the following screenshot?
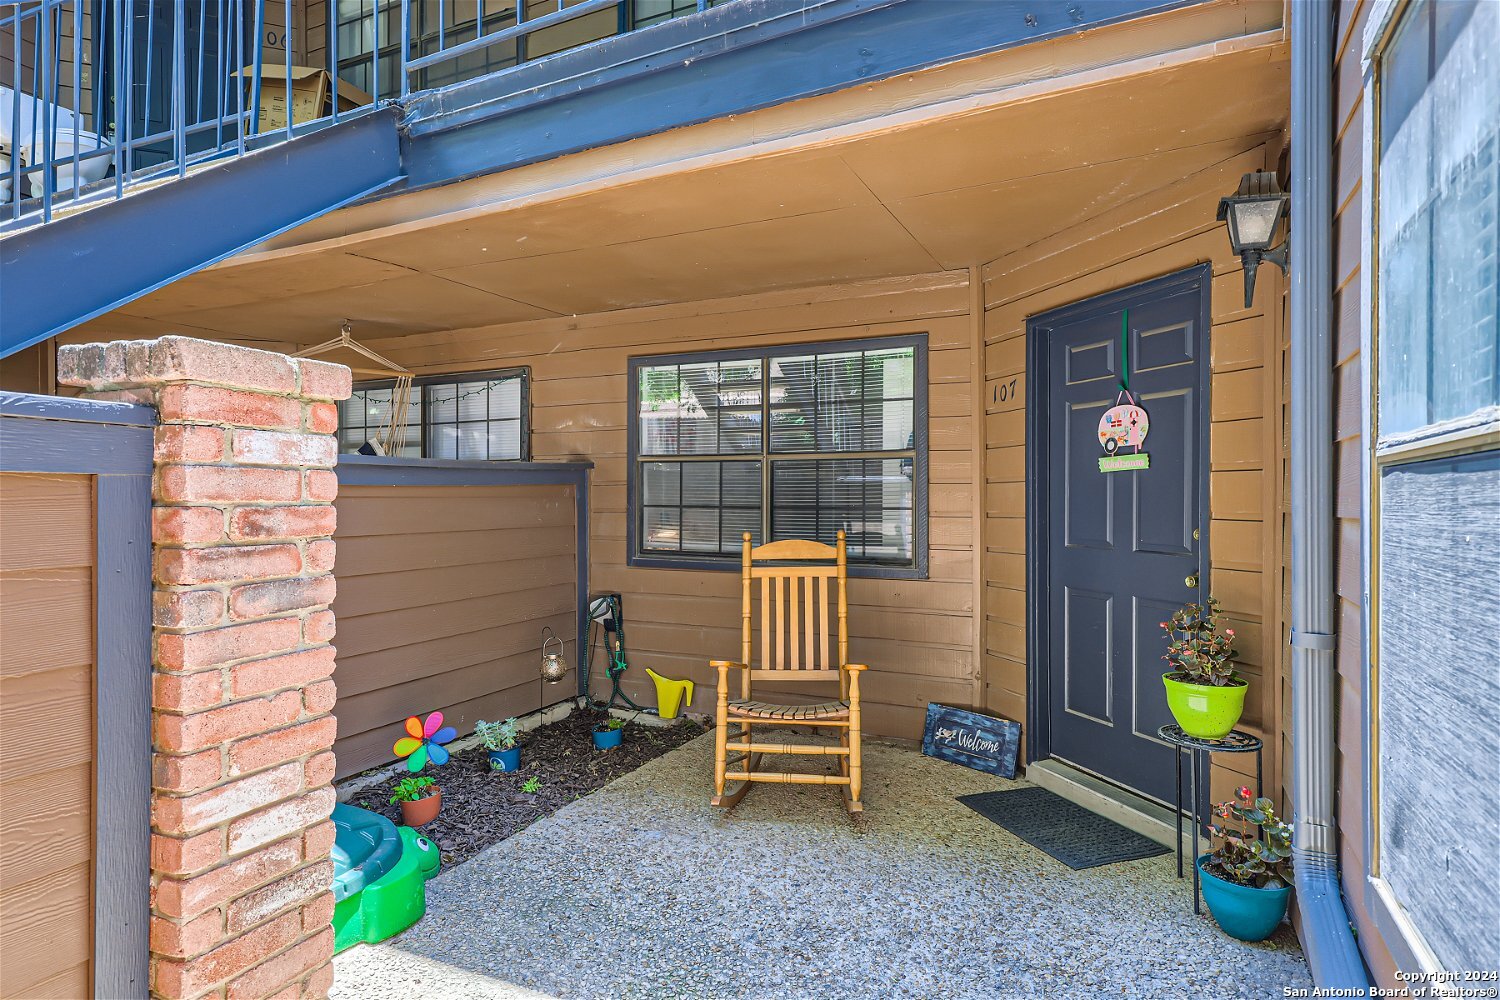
[0,472,96,999]
[359,274,982,742]
[979,144,1288,805]
[330,482,578,777]
[1331,0,1398,985]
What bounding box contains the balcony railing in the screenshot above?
[0,0,722,228]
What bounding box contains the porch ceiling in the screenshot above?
[78,36,1287,346]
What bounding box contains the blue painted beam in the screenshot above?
[0,108,405,359]
[400,0,1203,190]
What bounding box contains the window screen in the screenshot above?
[630,338,925,572]
[337,370,528,461]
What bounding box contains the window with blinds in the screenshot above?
[629,337,927,576]
[338,369,529,461]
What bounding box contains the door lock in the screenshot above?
[1185,574,1199,588]
[1193,528,1200,541]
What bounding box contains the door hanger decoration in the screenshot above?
[1098,309,1150,473]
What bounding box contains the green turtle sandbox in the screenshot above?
[331,802,441,952]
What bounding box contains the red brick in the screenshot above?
[151,337,299,395]
[302,961,334,999]
[303,610,336,645]
[303,539,335,574]
[269,985,301,1000]
[303,471,338,503]
[154,838,301,918]
[306,403,338,434]
[154,747,225,790]
[158,383,302,430]
[302,751,336,789]
[155,589,228,629]
[159,466,302,504]
[229,506,336,542]
[156,691,302,754]
[154,670,225,714]
[301,892,335,934]
[157,618,302,670]
[153,507,227,546]
[297,360,351,402]
[228,718,338,777]
[232,430,337,469]
[230,576,335,621]
[229,648,337,699]
[153,762,303,835]
[225,927,333,1000]
[151,908,225,959]
[153,829,224,877]
[156,425,227,463]
[301,821,335,862]
[226,861,333,934]
[153,910,301,996]
[227,787,336,854]
[302,680,337,715]
[157,544,302,587]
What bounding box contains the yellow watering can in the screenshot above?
[645,668,694,720]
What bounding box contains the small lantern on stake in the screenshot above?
[540,627,568,685]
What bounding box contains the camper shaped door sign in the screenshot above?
[1098,389,1150,472]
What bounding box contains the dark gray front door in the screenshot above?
[1031,267,1210,804]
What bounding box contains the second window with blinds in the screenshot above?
[628,336,927,578]
[339,369,529,461]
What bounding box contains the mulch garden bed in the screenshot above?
[340,708,706,867]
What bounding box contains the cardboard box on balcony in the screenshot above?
[233,65,373,134]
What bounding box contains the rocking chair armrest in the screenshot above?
[841,663,870,673]
[710,660,750,671]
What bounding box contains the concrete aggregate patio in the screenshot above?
[332,734,1312,1000]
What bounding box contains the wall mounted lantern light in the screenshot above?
[1217,171,1290,308]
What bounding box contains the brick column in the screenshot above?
[59,337,351,1000]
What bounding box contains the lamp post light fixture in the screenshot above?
[1217,171,1290,308]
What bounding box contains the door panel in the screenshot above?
[1036,268,1209,804]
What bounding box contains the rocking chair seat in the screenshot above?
[727,699,850,721]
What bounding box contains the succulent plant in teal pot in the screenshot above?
[477,718,522,772]
[1198,787,1294,942]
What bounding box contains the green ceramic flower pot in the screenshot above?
[1162,673,1247,739]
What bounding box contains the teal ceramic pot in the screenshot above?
[593,727,623,750]
[1197,855,1292,942]
[487,747,520,772]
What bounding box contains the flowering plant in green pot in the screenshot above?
[1160,597,1246,738]
[1198,786,1294,941]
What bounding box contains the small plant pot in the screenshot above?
[398,789,442,828]
[593,727,624,751]
[1197,855,1293,942]
[487,747,521,772]
[1163,673,1247,739]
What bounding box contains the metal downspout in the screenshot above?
[1288,0,1370,988]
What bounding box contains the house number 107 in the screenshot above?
[993,378,1017,404]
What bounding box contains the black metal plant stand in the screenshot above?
[1157,724,1264,915]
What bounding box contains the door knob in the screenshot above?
[1185,574,1199,588]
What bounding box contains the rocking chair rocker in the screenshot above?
[711,531,868,814]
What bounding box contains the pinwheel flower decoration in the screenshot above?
[393,711,457,772]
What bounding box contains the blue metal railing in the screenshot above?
[0,0,720,227]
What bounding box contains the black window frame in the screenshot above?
[339,367,531,462]
[627,335,929,580]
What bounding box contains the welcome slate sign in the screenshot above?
[921,704,1021,779]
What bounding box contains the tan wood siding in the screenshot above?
[0,473,95,998]
[330,482,578,777]
[358,273,980,742]
[979,144,1288,804]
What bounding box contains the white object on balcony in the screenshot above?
[0,85,113,200]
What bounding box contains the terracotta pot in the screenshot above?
[399,788,441,827]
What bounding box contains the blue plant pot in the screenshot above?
[593,727,623,751]
[1197,855,1293,942]
[487,747,521,772]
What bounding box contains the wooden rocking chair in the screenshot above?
[711,530,868,814]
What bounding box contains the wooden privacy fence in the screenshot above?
[330,456,591,778]
[0,392,151,999]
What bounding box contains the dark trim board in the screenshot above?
[1023,264,1213,775]
[0,392,153,998]
[624,334,929,581]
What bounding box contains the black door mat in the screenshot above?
[957,786,1170,871]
